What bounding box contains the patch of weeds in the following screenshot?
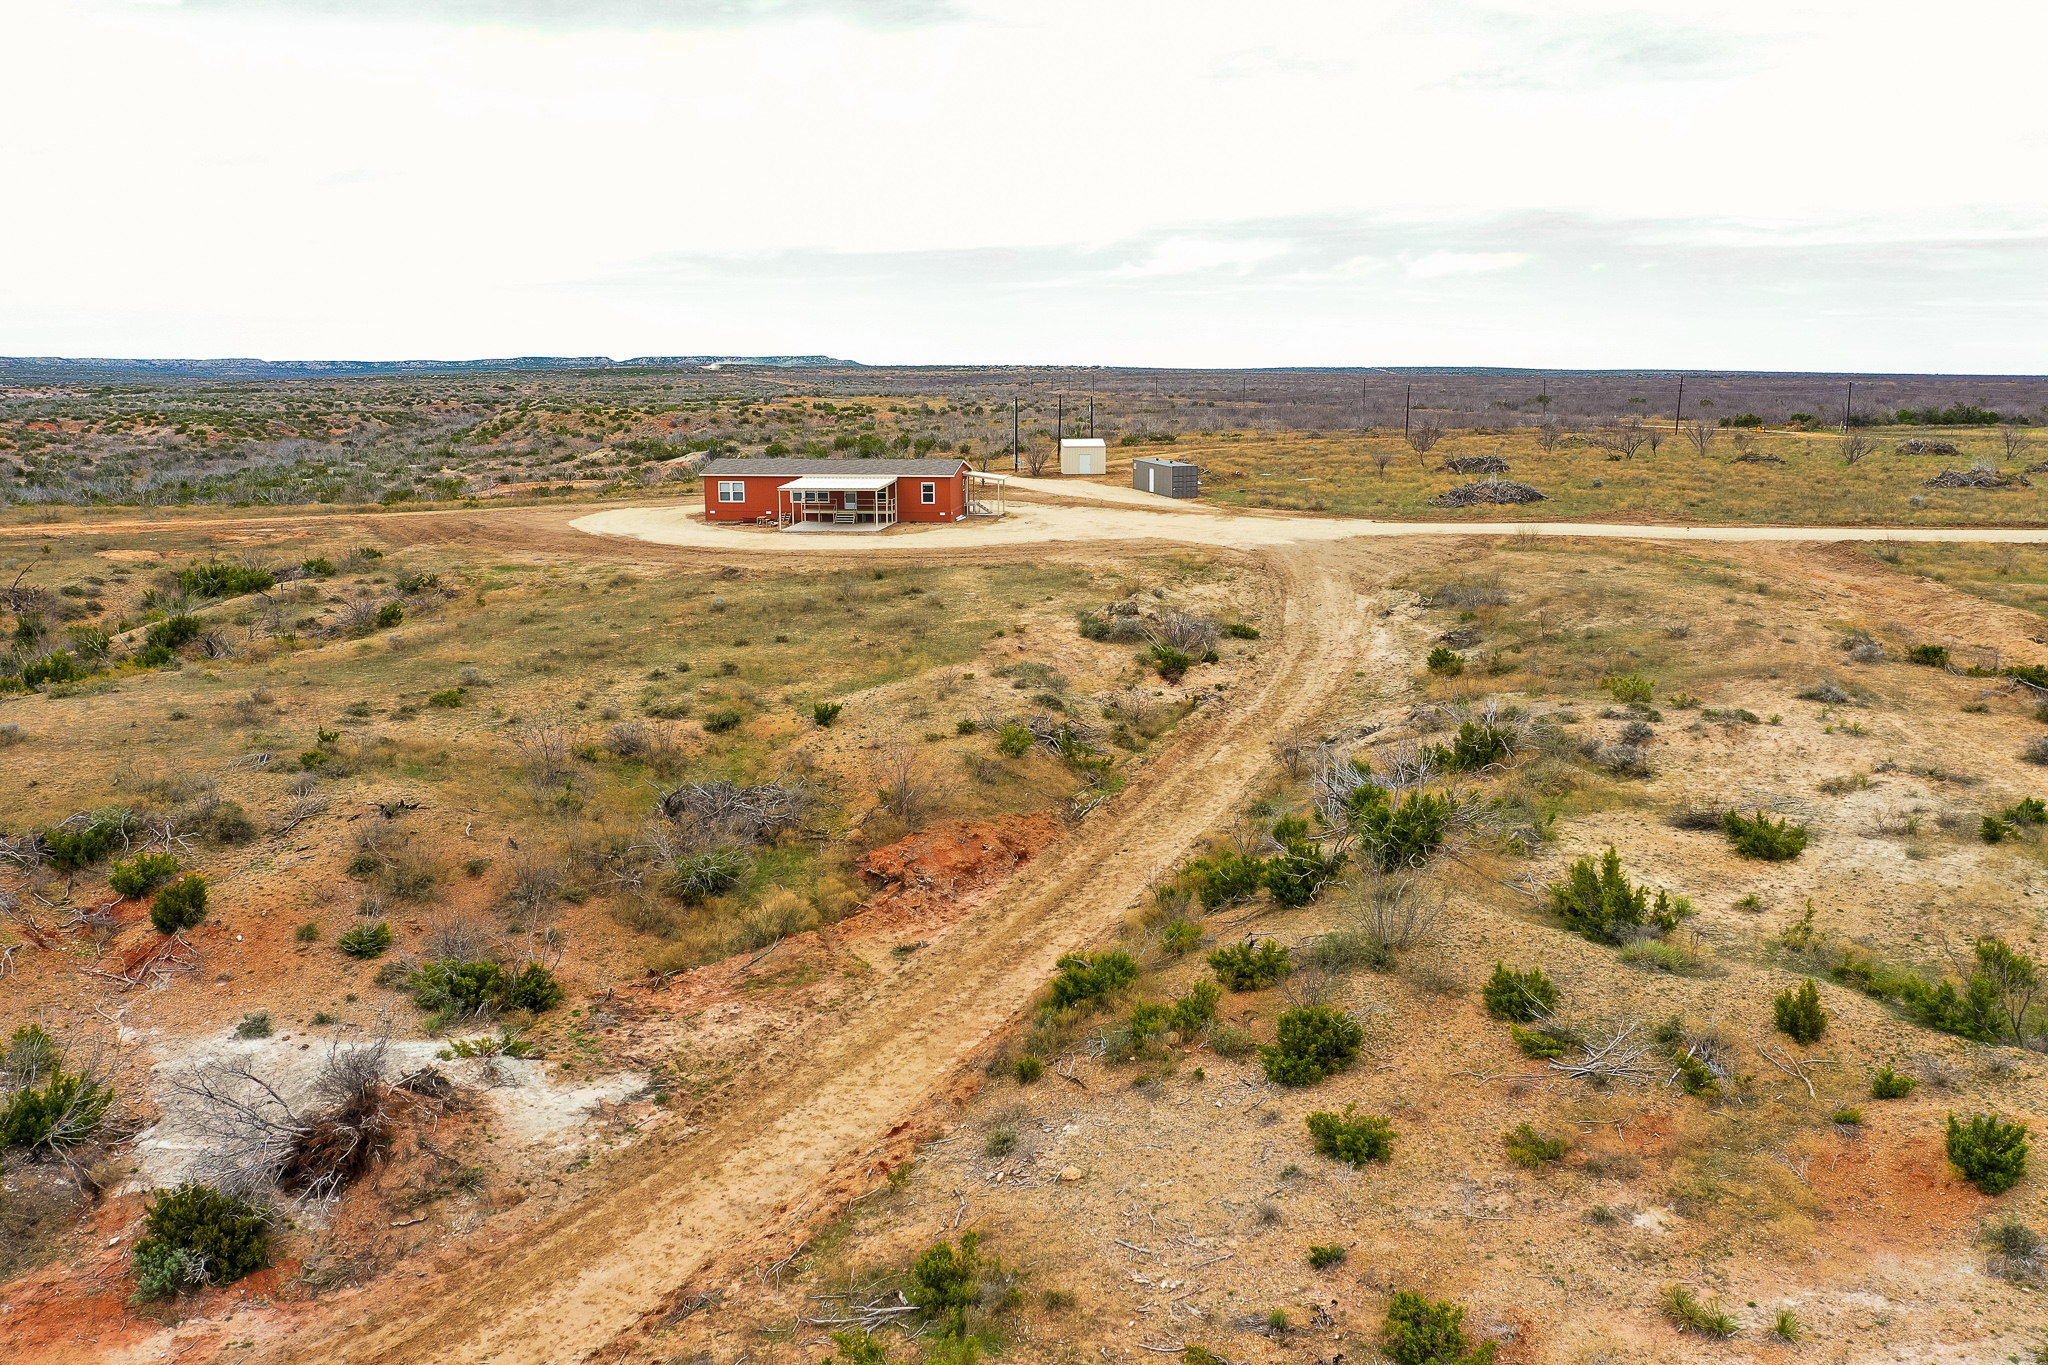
[1503,1122,1566,1167]
[1660,1284,1737,1337]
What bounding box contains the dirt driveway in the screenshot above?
[575,489,2048,552]
[250,537,1450,1365]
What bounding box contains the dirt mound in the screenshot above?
[1430,479,1546,507]
[856,814,1063,898]
[1897,438,1961,456]
[1925,467,2030,489]
[1438,454,1510,475]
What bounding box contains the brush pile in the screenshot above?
[1925,468,2030,490]
[658,779,817,841]
[1733,451,1785,464]
[1430,479,1546,508]
[1897,439,1961,456]
[1438,455,1510,475]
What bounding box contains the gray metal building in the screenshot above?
[1131,457,1200,499]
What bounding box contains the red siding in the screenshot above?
[704,471,968,523]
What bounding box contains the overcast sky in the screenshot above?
[6,0,2045,370]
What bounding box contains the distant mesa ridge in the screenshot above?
[0,354,859,379]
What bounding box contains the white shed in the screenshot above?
[1059,438,1106,475]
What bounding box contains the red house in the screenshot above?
[700,457,979,530]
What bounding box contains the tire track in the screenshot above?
[260,538,1439,1365]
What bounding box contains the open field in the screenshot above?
[1128,424,2048,526]
[1,477,2045,1365]
[4,363,2044,530]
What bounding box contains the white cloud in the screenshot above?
[1117,238,1292,277]
[1403,252,1530,278]
[4,0,2045,367]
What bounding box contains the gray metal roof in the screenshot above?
[700,457,969,478]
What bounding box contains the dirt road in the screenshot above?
[253,537,1438,1365]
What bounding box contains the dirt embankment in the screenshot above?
[850,813,1064,934]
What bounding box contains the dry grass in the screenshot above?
[1141,424,2048,525]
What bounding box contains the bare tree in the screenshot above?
[1149,608,1219,655]
[1372,449,1392,477]
[1644,427,1664,456]
[875,744,940,827]
[509,723,573,791]
[1348,874,1446,950]
[1535,423,1561,453]
[1405,419,1445,464]
[1611,423,1650,459]
[2002,424,2034,464]
[1841,431,1880,465]
[1680,422,1715,457]
[1023,437,1056,477]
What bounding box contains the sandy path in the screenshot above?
[574,497,2048,551]
[253,538,1435,1365]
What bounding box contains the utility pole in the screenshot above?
[1843,382,1854,432]
[1674,376,1684,432]
[1012,395,1019,473]
[1088,396,1094,438]
[1361,377,1366,431]
[1404,384,1412,440]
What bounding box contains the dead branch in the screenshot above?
[1546,1018,1657,1086]
[1758,1044,1839,1099]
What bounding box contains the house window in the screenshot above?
[920,481,936,504]
[795,489,830,505]
[717,480,746,503]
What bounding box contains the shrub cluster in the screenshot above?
[1263,816,1345,908]
[1724,808,1809,860]
[1047,951,1139,1010]
[1261,1005,1364,1085]
[662,846,750,904]
[178,562,275,598]
[1482,963,1556,1022]
[149,875,209,933]
[1673,1051,1720,1096]
[42,819,119,871]
[408,960,565,1018]
[1305,1103,1394,1165]
[22,650,81,687]
[1509,1023,1564,1058]
[1870,1064,1918,1099]
[132,1184,268,1300]
[0,1026,114,1148]
[110,852,180,899]
[1431,721,1513,773]
[1382,1291,1497,1364]
[338,922,394,958]
[1547,847,1685,944]
[1207,939,1290,992]
[1947,1112,2029,1195]
[1833,936,2042,1047]
[1600,673,1655,704]
[1772,978,1829,1044]
[1348,786,1451,873]
[1503,1123,1566,1167]
[909,1230,984,1339]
